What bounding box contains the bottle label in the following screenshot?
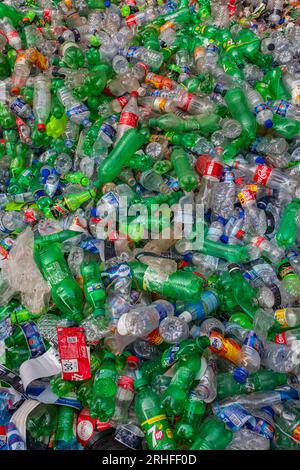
[76,407,97,447]
[203,160,223,181]
[269,283,282,309]
[87,282,104,294]
[126,14,137,27]
[100,123,116,142]
[20,321,46,358]
[144,328,163,345]
[278,261,296,280]
[117,95,129,108]
[117,375,134,392]
[243,331,264,355]
[194,46,205,62]
[292,425,300,442]
[119,112,138,128]
[213,403,256,432]
[153,98,168,112]
[287,250,300,262]
[66,104,89,119]
[251,236,265,248]
[161,343,180,367]
[253,164,272,186]
[209,332,241,364]
[238,189,255,206]
[126,46,139,58]
[141,414,174,450]
[202,291,219,315]
[253,103,268,115]
[275,332,287,345]
[102,263,132,284]
[273,100,290,117]
[247,417,275,440]
[57,327,91,381]
[0,317,12,342]
[274,309,288,328]
[177,92,194,112]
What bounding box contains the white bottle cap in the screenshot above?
[117,314,129,336]
[179,311,193,323]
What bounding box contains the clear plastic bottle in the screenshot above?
[57,86,91,127]
[117,300,174,337]
[33,74,51,132]
[195,356,217,403]
[110,355,139,426]
[243,83,273,128]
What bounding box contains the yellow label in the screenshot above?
[141,414,167,428]
[274,309,288,328]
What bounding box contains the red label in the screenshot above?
[57,327,91,381]
[252,236,265,247]
[275,333,287,345]
[119,112,138,128]
[145,328,163,345]
[118,375,134,392]
[76,408,96,446]
[203,160,223,181]
[126,14,137,27]
[253,164,272,186]
[178,92,194,112]
[117,95,129,108]
[238,189,255,206]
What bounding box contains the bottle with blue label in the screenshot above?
[233,330,264,383]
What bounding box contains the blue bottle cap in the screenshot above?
[233,367,249,384]
[255,156,266,164]
[105,0,111,6]
[220,234,229,244]
[183,251,193,262]
[91,207,97,217]
[265,119,273,129]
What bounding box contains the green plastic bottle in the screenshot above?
[80,260,106,317]
[224,88,257,142]
[96,128,147,185]
[276,199,300,247]
[161,353,206,417]
[227,263,259,318]
[190,417,233,450]
[134,376,175,450]
[33,241,83,323]
[171,147,198,191]
[128,260,205,301]
[174,390,206,444]
[54,406,78,450]
[26,404,58,440]
[90,351,117,420]
[217,370,288,400]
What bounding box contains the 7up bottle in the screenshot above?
[134,377,175,450]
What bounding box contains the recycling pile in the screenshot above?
[0,0,300,451]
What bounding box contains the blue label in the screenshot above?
[213,403,256,431]
[66,104,88,118]
[154,302,170,322]
[102,263,132,284]
[20,321,46,358]
[247,417,275,440]
[202,291,219,315]
[0,317,12,341]
[162,343,180,367]
[243,331,264,355]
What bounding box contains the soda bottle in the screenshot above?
[174,390,206,444]
[80,260,106,318]
[33,74,51,132]
[190,417,233,450]
[134,376,175,450]
[90,351,118,420]
[33,241,83,322]
[110,355,139,425]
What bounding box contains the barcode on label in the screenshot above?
[230,414,242,427]
[67,337,78,343]
[61,359,78,373]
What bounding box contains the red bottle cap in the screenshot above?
[130,91,139,97]
[11,87,20,95]
[37,123,46,132]
[127,355,139,364]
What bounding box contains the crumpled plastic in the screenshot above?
[2,227,50,314]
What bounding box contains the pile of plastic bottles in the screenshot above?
[1,0,300,452]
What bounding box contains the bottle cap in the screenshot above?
[37,124,46,132]
[220,234,229,244]
[11,87,20,95]
[127,355,139,364]
[233,367,249,384]
[179,310,193,323]
[265,119,273,128]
